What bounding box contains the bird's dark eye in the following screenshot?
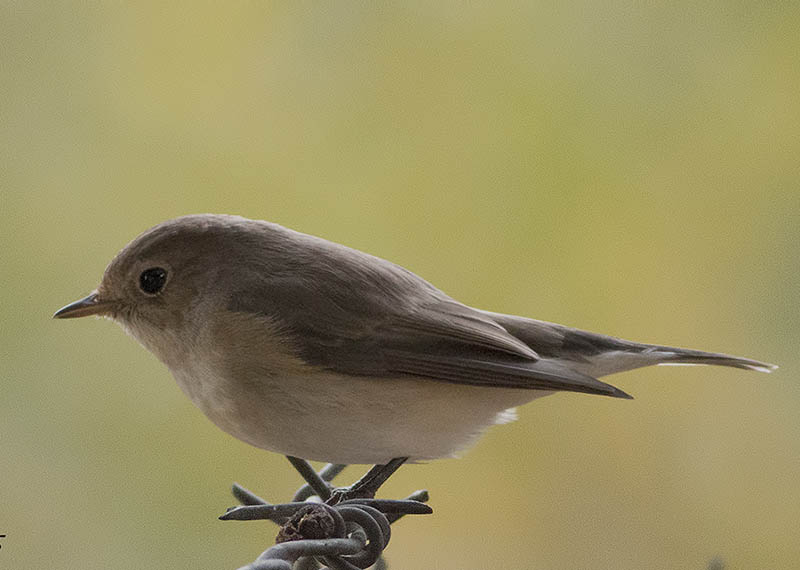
[139,267,168,295]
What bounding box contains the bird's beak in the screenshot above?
[53,291,114,319]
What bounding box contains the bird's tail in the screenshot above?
[480,311,777,378]
[647,345,778,373]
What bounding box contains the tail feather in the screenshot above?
[647,346,778,374]
[480,311,777,379]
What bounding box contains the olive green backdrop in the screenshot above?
[2,3,798,569]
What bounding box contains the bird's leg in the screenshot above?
[291,460,348,502]
[326,457,409,504]
[284,456,348,501]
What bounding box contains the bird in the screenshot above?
[54,214,776,499]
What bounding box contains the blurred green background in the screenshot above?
[2,3,798,569]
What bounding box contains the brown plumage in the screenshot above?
[54,214,776,463]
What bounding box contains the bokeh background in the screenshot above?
[2,3,798,569]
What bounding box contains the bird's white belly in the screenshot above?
[171,363,550,464]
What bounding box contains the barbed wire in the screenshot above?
[220,457,735,569]
[221,457,432,570]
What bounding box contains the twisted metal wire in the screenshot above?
[222,460,431,570]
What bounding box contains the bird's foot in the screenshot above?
[325,457,409,505]
[326,485,375,505]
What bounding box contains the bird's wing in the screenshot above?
[228,270,631,399]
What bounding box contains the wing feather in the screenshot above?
[226,237,629,399]
[384,350,632,398]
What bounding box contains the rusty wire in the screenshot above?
[221,458,432,570]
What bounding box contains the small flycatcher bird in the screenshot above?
[55,215,775,495]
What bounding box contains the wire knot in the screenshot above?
[275,504,340,544]
[222,460,431,570]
